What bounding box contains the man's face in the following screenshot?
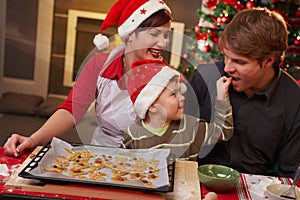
[223,48,269,97]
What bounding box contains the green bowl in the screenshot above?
[198,164,240,193]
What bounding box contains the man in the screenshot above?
[188,7,300,178]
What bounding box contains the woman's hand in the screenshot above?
[4,109,76,157]
[216,76,232,100]
[3,133,35,157]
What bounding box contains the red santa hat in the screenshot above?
[93,0,171,51]
[128,59,180,119]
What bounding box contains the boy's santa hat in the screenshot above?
[93,0,171,51]
[128,59,179,119]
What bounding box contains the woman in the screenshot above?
[4,0,174,156]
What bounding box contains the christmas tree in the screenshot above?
[180,0,300,83]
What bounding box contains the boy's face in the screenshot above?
[153,78,185,123]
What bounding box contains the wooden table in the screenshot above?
[2,147,201,200]
[2,147,299,200]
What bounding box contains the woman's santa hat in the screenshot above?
[128,59,180,119]
[93,0,171,51]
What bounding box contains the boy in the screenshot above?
[121,60,233,160]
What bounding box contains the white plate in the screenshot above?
[266,184,300,200]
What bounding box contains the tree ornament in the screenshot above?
[203,45,211,53]
[194,24,202,33]
[217,16,223,24]
[209,31,219,44]
[222,15,230,23]
[205,0,218,9]
[196,32,208,41]
[222,0,237,6]
[235,1,245,11]
[295,9,300,18]
[183,53,189,59]
[246,1,256,8]
[294,39,300,46]
[217,15,230,24]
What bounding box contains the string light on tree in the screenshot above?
[294,35,300,46]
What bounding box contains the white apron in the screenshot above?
[91,77,137,147]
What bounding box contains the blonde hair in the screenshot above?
[218,7,288,66]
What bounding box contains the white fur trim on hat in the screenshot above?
[134,66,179,119]
[118,0,171,40]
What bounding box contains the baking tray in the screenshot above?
[19,143,175,193]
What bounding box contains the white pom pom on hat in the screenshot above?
[93,34,109,51]
[93,0,171,51]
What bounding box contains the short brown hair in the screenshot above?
[218,7,288,66]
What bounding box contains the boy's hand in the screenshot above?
[216,76,232,100]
